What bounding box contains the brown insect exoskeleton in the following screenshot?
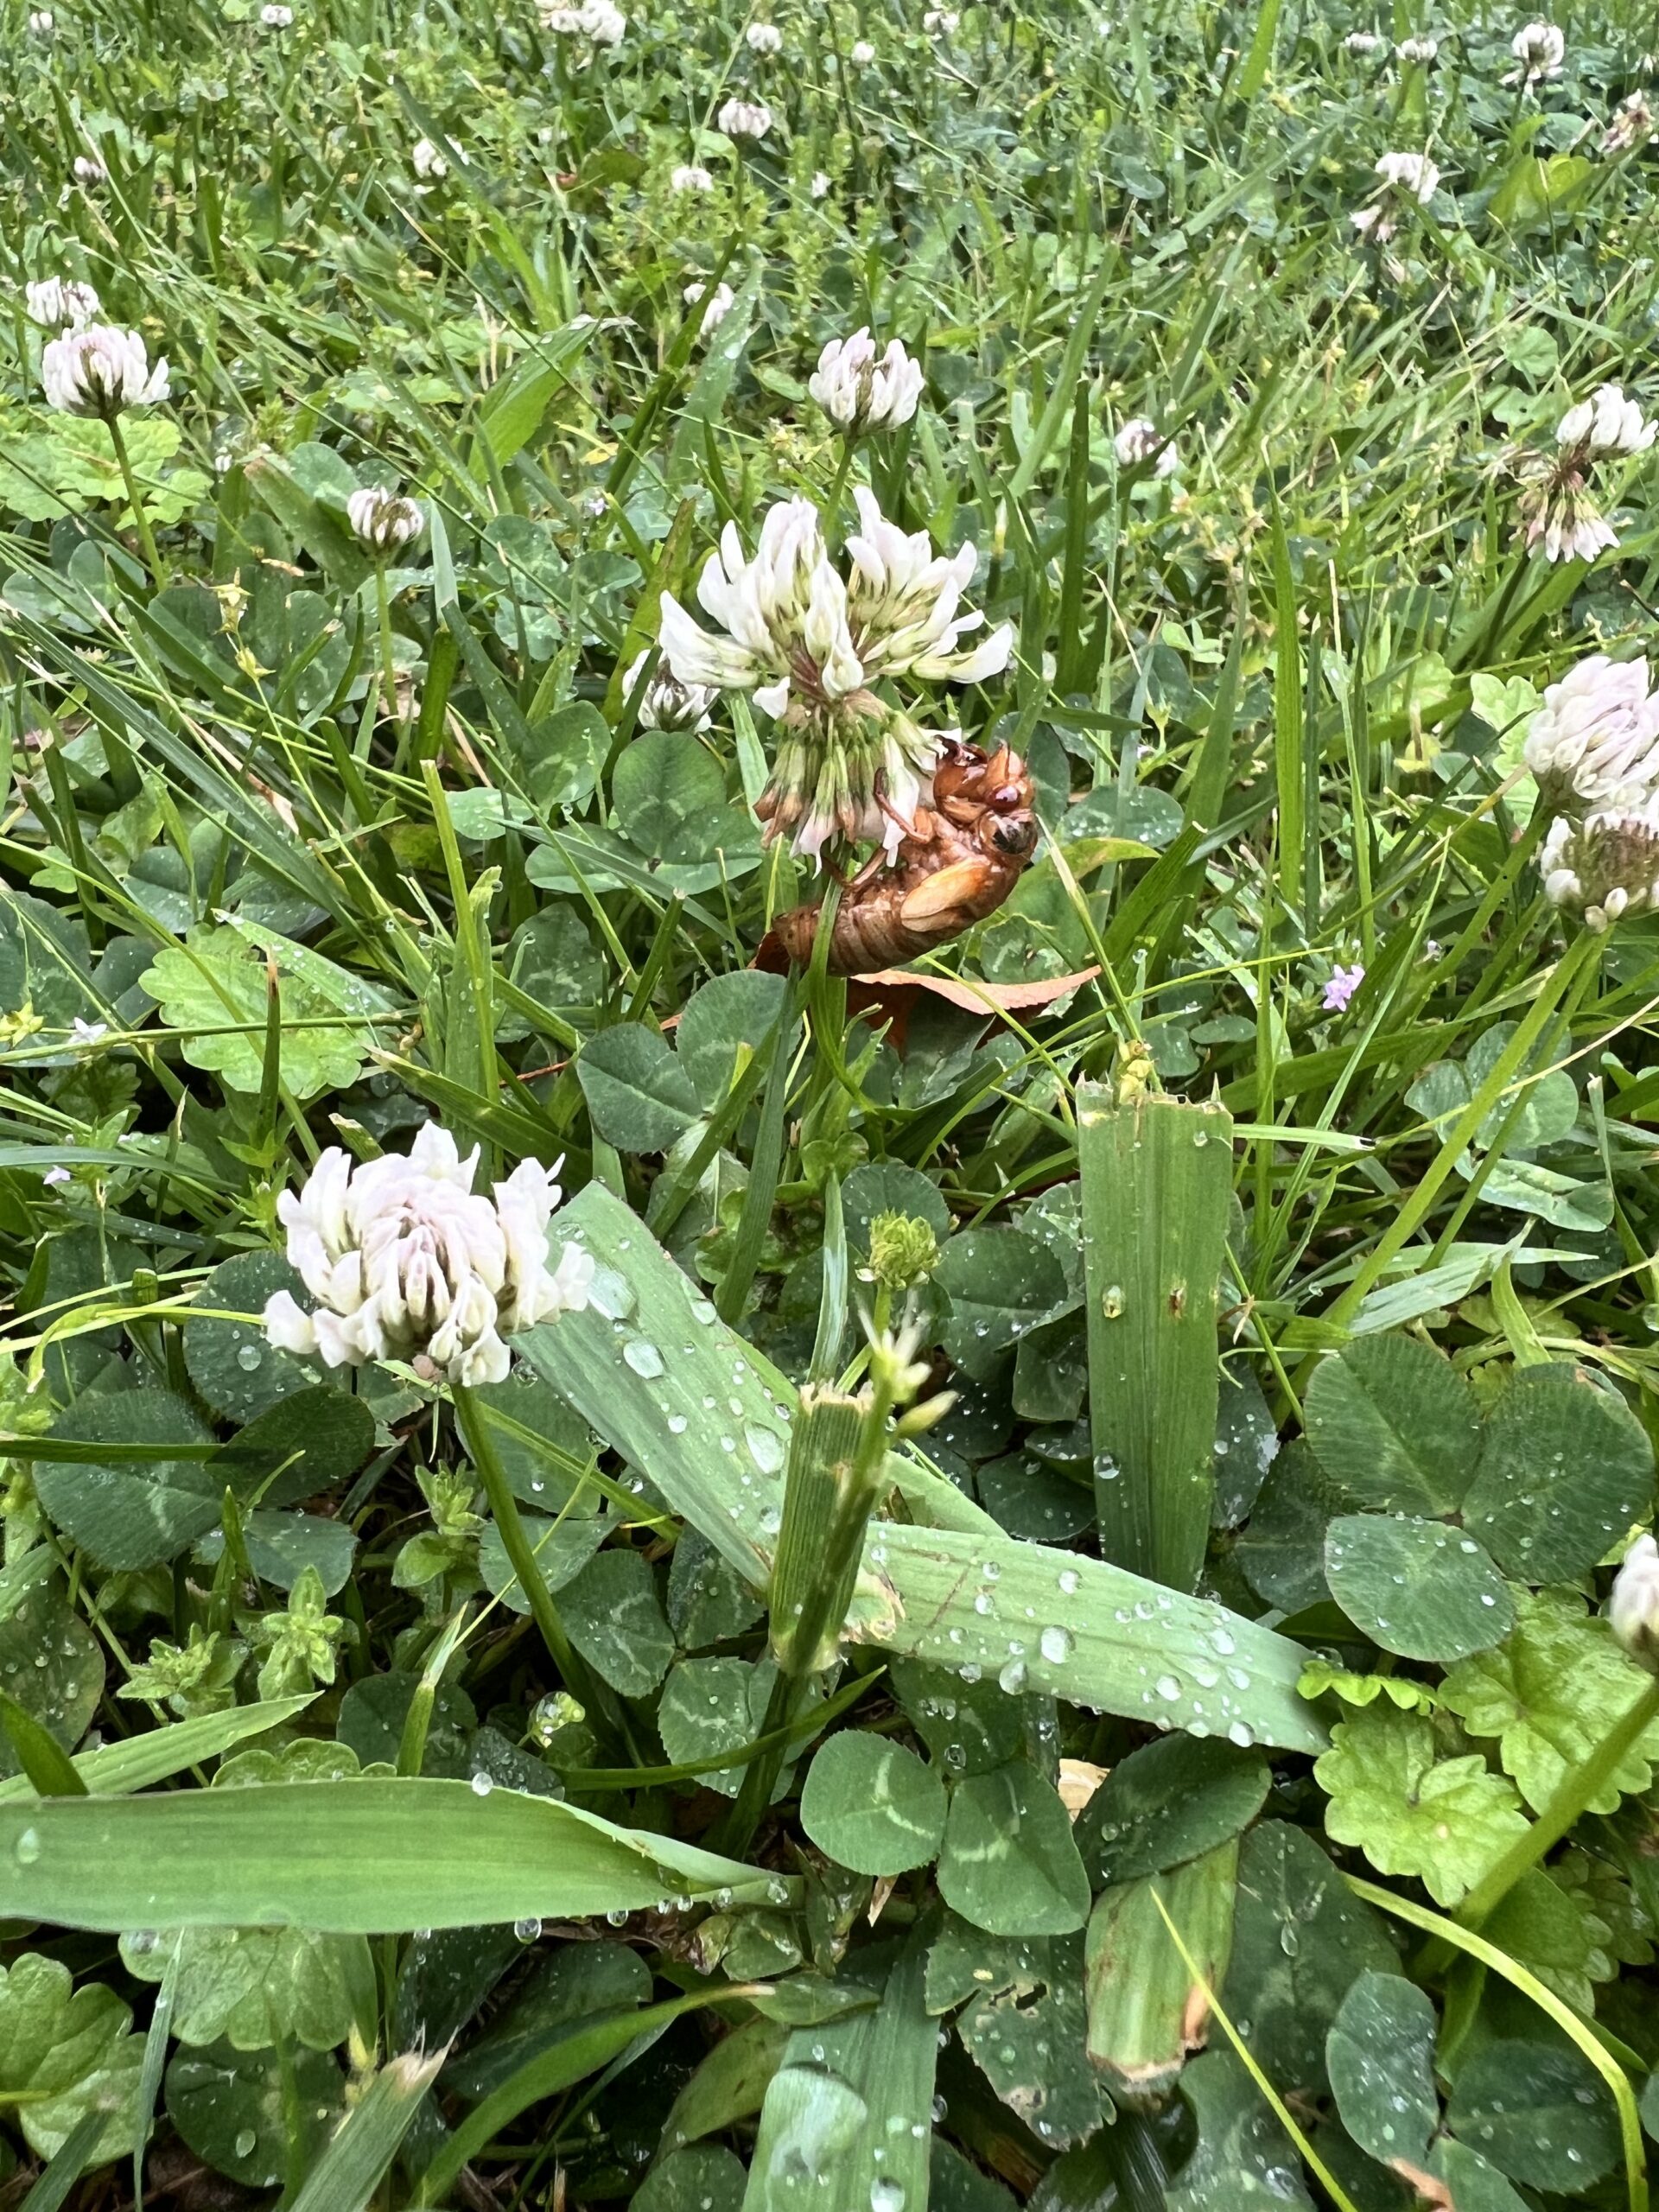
[761,738,1039,976]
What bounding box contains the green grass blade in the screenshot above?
[282,2049,445,2212]
[0,1779,788,1932]
[0,1696,318,1805]
[1078,1080,1235,1590]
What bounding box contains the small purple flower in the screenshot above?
[42,1166,71,1187]
[1323,963,1365,1013]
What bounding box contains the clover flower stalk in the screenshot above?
[264,1123,594,1386]
[41,322,170,582]
[657,487,1013,863]
[1517,384,1656,563]
[347,486,425,726]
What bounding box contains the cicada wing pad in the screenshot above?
[897,859,995,927]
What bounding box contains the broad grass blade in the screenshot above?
[1084,1840,1238,2105]
[529,1186,1321,1753]
[1077,1080,1234,1592]
[0,1778,785,1932]
[0,1696,318,1806]
[283,2049,444,2212]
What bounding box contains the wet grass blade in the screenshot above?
[1077,1079,1235,1591]
[528,1185,1321,1753]
[0,1696,317,1805]
[0,1778,787,1932]
[282,2049,445,2212]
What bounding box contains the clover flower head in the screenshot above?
[671,162,715,193]
[923,8,959,32]
[719,97,772,139]
[1351,149,1439,239]
[411,136,449,180]
[41,324,168,416]
[25,276,99,331]
[346,485,425,556]
[1395,35,1438,60]
[849,37,876,64]
[1556,384,1655,458]
[1523,655,1659,811]
[1611,1534,1659,1669]
[1541,804,1659,931]
[261,3,294,23]
[624,648,718,733]
[1114,416,1179,476]
[1344,29,1384,51]
[28,10,54,31]
[657,487,1010,861]
[540,0,625,39]
[810,328,925,436]
[1604,92,1656,153]
[73,155,106,185]
[263,1126,594,1388]
[746,21,781,53]
[683,278,735,339]
[1504,20,1564,85]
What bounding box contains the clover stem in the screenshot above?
[374,559,401,735]
[107,409,163,586]
[452,1382,581,1688]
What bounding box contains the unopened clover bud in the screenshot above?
[1611,1533,1659,1671]
[346,486,425,556]
[860,1210,939,1292]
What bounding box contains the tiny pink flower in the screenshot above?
[1323,963,1365,1013]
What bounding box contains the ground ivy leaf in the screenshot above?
[139,927,374,1099]
[1315,1701,1528,1907]
[799,1732,946,1876]
[0,1955,142,2161]
[1440,1587,1659,1813]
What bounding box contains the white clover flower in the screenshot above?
[810,169,832,199]
[623,648,717,732]
[411,137,448,180]
[540,0,625,38]
[810,328,924,435]
[658,489,1010,860]
[29,9,54,30]
[1504,20,1564,85]
[719,98,772,139]
[347,486,426,556]
[1344,29,1384,50]
[746,21,781,52]
[1604,92,1655,153]
[1541,805,1659,930]
[260,3,294,23]
[1395,35,1438,60]
[1351,150,1440,240]
[1611,1534,1659,1669]
[73,155,106,185]
[849,37,876,64]
[923,8,958,32]
[683,278,735,337]
[1556,384,1656,458]
[25,276,99,331]
[263,1126,594,1389]
[1523,655,1659,810]
[41,325,169,416]
[1114,416,1179,476]
[671,162,715,192]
